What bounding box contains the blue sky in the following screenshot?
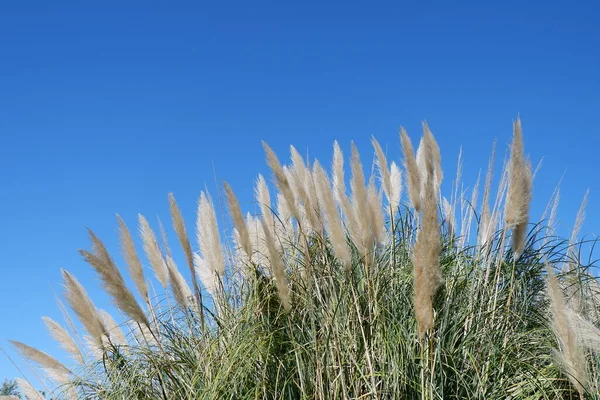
[1,0,599,385]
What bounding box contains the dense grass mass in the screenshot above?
[11,119,600,399]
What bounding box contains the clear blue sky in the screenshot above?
[1,0,599,384]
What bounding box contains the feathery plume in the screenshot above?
[546,265,588,396]
[332,141,348,208]
[139,214,169,288]
[372,137,392,206]
[283,165,310,231]
[16,378,44,400]
[83,334,105,360]
[11,341,72,385]
[169,193,203,310]
[166,255,193,308]
[313,160,352,267]
[98,309,128,348]
[225,182,252,260]
[400,128,421,211]
[479,142,496,249]
[569,190,589,259]
[117,215,149,303]
[423,122,443,191]
[197,191,226,275]
[367,177,386,246]
[412,181,442,337]
[245,213,270,267]
[42,317,84,365]
[276,192,294,235]
[505,118,532,257]
[389,161,402,214]
[567,311,600,351]
[79,230,150,328]
[412,133,442,338]
[332,141,360,243]
[194,254,219,299]
[261,218,291,311]
[61,269,107,349]
[263,142,300,223]
[290,145,321,232]
[350,142,374,257]
[255,174,275,232]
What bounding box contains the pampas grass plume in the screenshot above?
[42,316,84,365]
[117,214,149,303]
[61,269,107,349]
[80,230,150,328]
[505,118,532,257]
[139,214,169,289]
[400,128,421,212]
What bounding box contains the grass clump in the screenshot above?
[11,118,600,399]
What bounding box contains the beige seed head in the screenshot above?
[139,214,169,289]
[10,341,72,385]
[166,255,193,308]
[372,137,392,206]
[255,174,275,232]
[313,160,352,267]
[80,230,150,328]
[169,193,203,309]
[61,269,107,349]
[388,161,403,214]
[263,141,300,223]
[42,316,84,365]
[400,128,421,212]
[117,214,149,303]
[261,218,291,311]
[225,182,253,260]
[505,118,532,257]
[16,378,44,400]
[197,191,226,275]
[546,265,588,395]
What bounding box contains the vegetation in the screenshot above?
[10,118,600,399]
[1,378,21,397]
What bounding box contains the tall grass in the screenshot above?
[11,118,600,399]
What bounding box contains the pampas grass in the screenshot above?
[117,215,149,304]
[10,341,72,385]
[169,193,203,312]
[139,214,169,289]
[410,127,442,338]
[505,117,533,257]
[313,160,352,267]
[167,255,194,308]
[196,192,226,276]
[79,230,150,328]
[225,182,253,261]
[16,378,44,400]
[261,218,291,311]
[546,265,589,397]
[400,128,422,212]
[61,269,107,349]
[13,117,600,399]
[263,141,300,223]
[42,317,84,365]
